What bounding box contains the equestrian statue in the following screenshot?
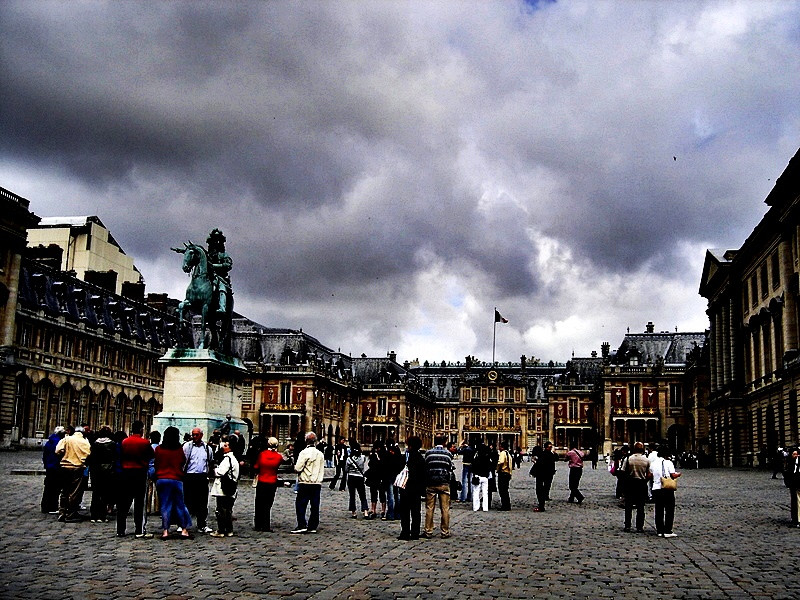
[171,228,234,353]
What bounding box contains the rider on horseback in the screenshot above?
[206,228,233,317]
[171,228,234,352]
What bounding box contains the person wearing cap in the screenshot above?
[253,436,289,532]
[55,425,91,522]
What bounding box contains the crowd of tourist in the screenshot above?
[40,422,800,540]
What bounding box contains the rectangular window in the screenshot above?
[505,387,514,402]
[760,264,769,298]
[752,329,761,379]
[436,409,444,428]
[742,286,749,313]
[527,412,535,429]
[669,383,682,408]
[568,398,579,421]
[62,336,73,357]
[18,324,32,347]
[771,253,780,289]
[488,387,498,402]
[629,384,641,409]
[450,409,457,426]
[471,387,481,403]
[280,383,291,406]
[378,396,387,416]
[241,384,254,411]
[751,276,758,306]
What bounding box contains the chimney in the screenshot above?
[388,351,397,363]
[646,321,654,333]
[601,342,610,358]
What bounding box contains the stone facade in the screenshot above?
[601,324,706,455]
[233,321,435,449]
[700,148,800,466]
[27,216,142,297]
[0,187,183,447]
[410,357,568,452]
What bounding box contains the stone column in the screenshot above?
[779,234,798,353]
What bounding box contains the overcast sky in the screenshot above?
[2,1,799,365]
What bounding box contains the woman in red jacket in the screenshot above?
[253,436,287,532]
[154,426,193,539]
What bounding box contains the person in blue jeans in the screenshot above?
[153,426,193,539]
[458,441,474,502]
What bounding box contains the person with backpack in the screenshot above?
[210,439,240,537]
[345,442,369,519]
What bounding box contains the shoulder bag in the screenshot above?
[394,465,409,489]
[220,455,238,496]
[660,460,677,491]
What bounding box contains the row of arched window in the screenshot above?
[14,376,160,439]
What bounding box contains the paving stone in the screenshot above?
[3,452,800,598]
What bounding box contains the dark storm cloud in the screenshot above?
[1,0,799,360]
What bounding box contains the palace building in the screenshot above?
[601,323,706,455]
[700,148,800,466]
[10,178,773,464]
[0,186,185,447]
[410,357,568,452]
[233,321,435,449]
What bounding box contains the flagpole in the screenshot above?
[492,306,497,365]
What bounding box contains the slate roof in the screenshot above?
[17,258,185,348]
[230,317,353,375]
[611,331,706,366]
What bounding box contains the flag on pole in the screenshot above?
[494,309,508,324]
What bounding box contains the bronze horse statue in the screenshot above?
[172,241,232,351]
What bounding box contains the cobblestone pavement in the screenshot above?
[2,451,800,600]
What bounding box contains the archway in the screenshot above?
[14,375,34,439]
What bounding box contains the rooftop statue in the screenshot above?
[171,228,234,353]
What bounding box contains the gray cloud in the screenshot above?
[1,0,798,361]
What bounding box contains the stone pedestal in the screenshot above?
[151,348,249,437]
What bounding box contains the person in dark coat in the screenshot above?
[533,442,557,512]
[41,426,66,513]
[366,441,386,519]
[89,426,118,522]
[784,447,800,527]
[397,436,426,540]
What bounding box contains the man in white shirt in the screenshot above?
[292,432,325,534]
